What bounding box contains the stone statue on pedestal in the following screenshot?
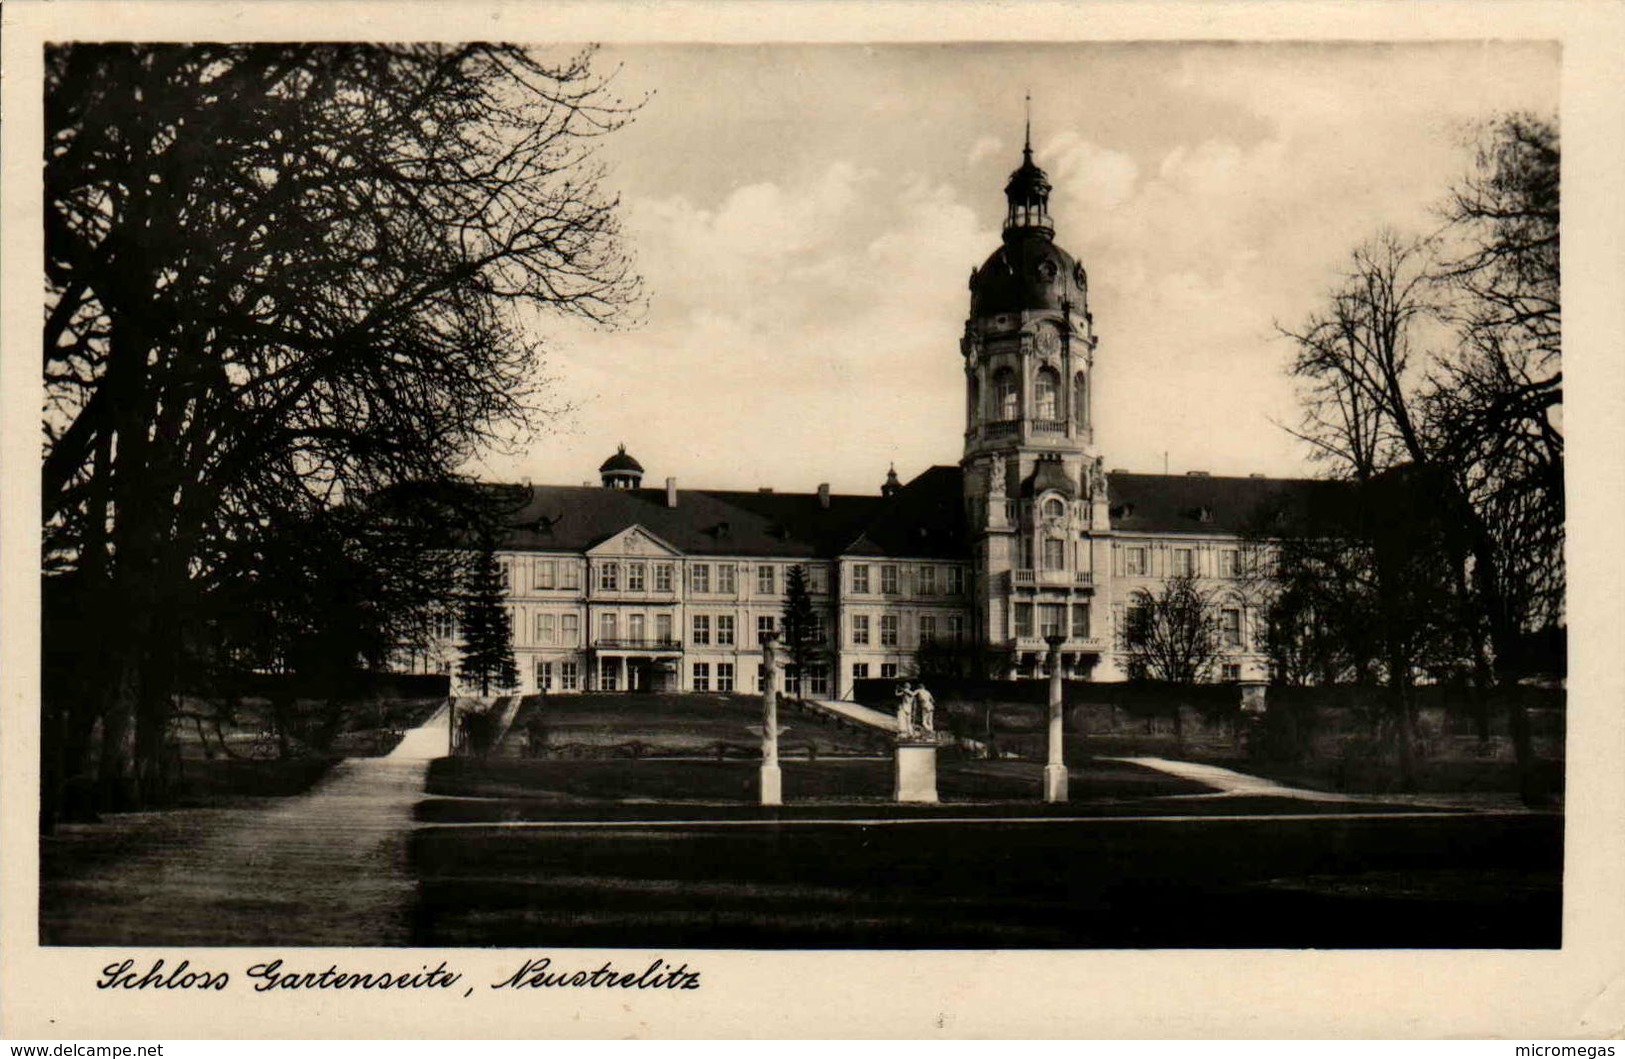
[1086,455,1108,501]
[895,681,915,739]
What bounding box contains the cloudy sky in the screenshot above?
[472,41,1558,495]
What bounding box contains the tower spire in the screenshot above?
[1024,92,1033,161]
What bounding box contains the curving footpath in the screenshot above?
[41,706,449,947]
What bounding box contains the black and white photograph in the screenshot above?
[4,0,1623,1042]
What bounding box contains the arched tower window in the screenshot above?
[994,368,1019,421]
[1035,367,1060,421]
[968,374,981,428]
[1073,372,1088,429]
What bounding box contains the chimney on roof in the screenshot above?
[665,476,678,508]
[818,483,830,509]
[1186,470,1210,477]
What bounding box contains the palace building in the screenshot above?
[421,134,1318,696]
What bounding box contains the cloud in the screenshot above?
[967,135,1003,167]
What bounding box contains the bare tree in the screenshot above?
[42,44,642,811]
[1278,114,1561,803]
[1125,573,1222,743]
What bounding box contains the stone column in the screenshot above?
[759,631,782,806]
[1044,634,1068,803]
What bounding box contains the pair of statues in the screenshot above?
[894,681,936,739]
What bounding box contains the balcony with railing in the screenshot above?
[1007,569,1095,591]
[1008,635,1108,654]
[984,420,1020,439]
[591,637,684,653]
[1032,420,1068,435]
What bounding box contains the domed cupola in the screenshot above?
[599,443,644,489]
[969,122,1089,319]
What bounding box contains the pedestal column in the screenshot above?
[1044,634,1068,803]
[759,632,782,806]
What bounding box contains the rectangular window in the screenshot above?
[948,615,964,643]
[1219,550,1240,578]
[1125,546,1149,576]
[718,563,736,595]
[809,566,828,594]
[812,613,828,644]
[949,566,965,595]
[757,615,776,645]
[534,560,555,590]
[1222,662,1242,682]
[1040,603,1065,639]
[918,566,938,595]
[757,565,776,595]
[656,613,673,644]
[1014,603,1034,638]
[1221,608,1243,648]
[852,614,870,646]
[717,662,735,692]
[627,563,646,591]
[1043,538,1066,571]
[692,614,711,646]
[880,614,899,647]
[853,565,871,594]
[599,612,618,643]
[432,613,455,640]
[561,563,581,590]
[655,563,674,592]
[1125,604,1150,648]
[919,615,937,644]
[560,662,579,691]
[690,563,710,594]
[628,613,645,643]
[852,663,869,681]
[535,660,553,692]
[561,613,580,646]
[717,614,735,646]
[880,662,899,680]
[809,665,829,696]
[598,562,619,591]
[1173,548,1194,577]
[757,664,769,693]
[881,564,899,595]
[692,662,711,693]
[1071,604,1091,640]
[600,659,618,692]
[536,612,555,645]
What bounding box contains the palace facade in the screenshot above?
[421,136,1317,695]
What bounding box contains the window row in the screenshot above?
[1119,604,1249,650]
[849,563,966,596]
[982,366,1090,428]
[532,660,581,692]
[849,613,965,647]
[1012,603,1093,640]
[850,662,906,682]
[1118,545,1261,578]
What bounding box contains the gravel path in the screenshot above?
[1100,756,1358,802]
[41,706,448,947]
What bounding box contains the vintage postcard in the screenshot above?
[3,0,1623,1041]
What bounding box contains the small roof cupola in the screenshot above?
[1004,100,1053,238]
[598,444,644,490]
[881,464,903,498]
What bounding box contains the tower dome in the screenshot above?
[969,123,1089,318]
[598,444,644,489]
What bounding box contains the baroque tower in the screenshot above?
[962,125,1112,678]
